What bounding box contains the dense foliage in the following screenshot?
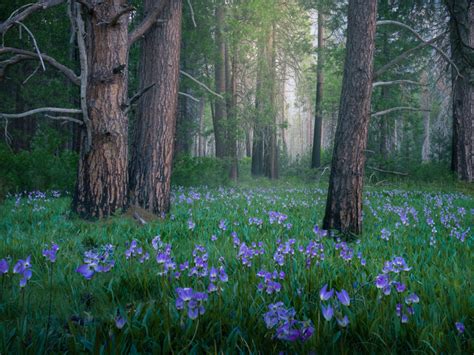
[0,185,472,353]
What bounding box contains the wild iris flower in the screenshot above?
[13,256,32,287]
[0,259,8,274]
[263,302,314,342]
[319,284,334,301]
[76,245,115,280]
[175,287,208,320]
[42,243,59,263]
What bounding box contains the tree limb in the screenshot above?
[0,107,82,119]
[371,106,430,118]
[373,80,424,88]
[44,114,83,125]
[0,47,80,85]
[123,83,156,115]
[186,0,197,28]
[128,0,170,47]
[0,0,65,35]
[14,21,46,71]
[377,20,461,78]
[100,5,135,26]
[374,32,445,80]
[179,91,200,102]
[180,70,224,99]
[367,166,409,176]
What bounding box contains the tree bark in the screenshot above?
[421,71,431,162]
[213,3,227,159]
[323,0,377,235]
[311,12,325,169]
[128,0,183,214]
[226,42,239,180]
[251,37,265,176]
[447,0,473,182]
[72,0,130,219]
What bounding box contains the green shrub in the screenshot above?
[172,154,230,187]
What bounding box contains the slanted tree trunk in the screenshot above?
[323,0,377,235]
[311,12,325,169]
[213,3,227,159]
[446,0,473,182]
[128,0,183,214]
[72,1,130,219]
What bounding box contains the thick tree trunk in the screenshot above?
[128,0,182,214]
[447,0,473,182]
[213,4,227,159]
[251,38,265,176]
[72,0,130,219]
[311,12,325,169]
[323,0,377,235]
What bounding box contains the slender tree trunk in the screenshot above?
[226,42,239,180]
[323,0,377,235]
[421,72,431,162]
[311,12,325,168]
[128,0,183,214]
[447,0,473,182]
[213,3,227,159]
[251,38,265,176]
[72,0,130,219]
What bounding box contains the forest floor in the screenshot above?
[0,183,472,353]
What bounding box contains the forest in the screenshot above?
[0,0,472,353]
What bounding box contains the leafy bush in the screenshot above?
[0,127,78,197]
[172,154,229,187]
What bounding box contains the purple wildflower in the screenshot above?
[319,284,334,301]
[42,243,59,263]
[321,304,334,321]
[0,259,8,274]
[336,289,350,306]
[455,322,465,334]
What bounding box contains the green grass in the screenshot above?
[0,184,472,354]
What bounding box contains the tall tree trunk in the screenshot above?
[421,72,431,162]
[213,3,227,159]
[128,0,183,214]
[323,0,377,235]
[226,42,239,180]
[311,12,325,169]
[72,1,130,219]
[251,37,265,176]
[447,0,473,182]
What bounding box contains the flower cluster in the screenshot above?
[319,284,350,327]
[301,240,325,268]
[175,287,208,320]
[263,302,314,342]
[312,225,328,239]
[153,236,176,276]
[273,239,296,266]
[42,243,59,263]
[375,256,419,323]
[125,240,150,263]
[237,242,264,267]
[248,217,263,227]
[335,241,354,262]
[257,269,285,294]
[187,245,208,278]
[13,256,33,287]
[76,244,115,280]
[207,265,228,293]
[380,228,391,241]
[268,211,288,225]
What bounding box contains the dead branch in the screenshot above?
[0,107,82,119]
[133,211,147,226]
[376,21,461,78]
[100,5,135,26]
[179,91,200,102]
[124,83,156,115]
[374,32,445,79]
[128,0,170,47]
[0,47,80,85]
[22,63,40,84]
[74,2,92,153]
[180,70,224,99]
[186,0,197,28]
[0,0,65,35]
[371,106,430,118]
[367,166,409,176]
[14,21,46,71]
[373,80,424,88]
[44,114,84,125]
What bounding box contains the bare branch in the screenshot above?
[367,166,409,176]
[374,32,445,79]
[22,63,40,84]
[0,107,82,119]
[377,20,461,78]
[14,21,46,71]
[100,5,135,26]
[73,0,92,11]
[0,47,80,85]
[180,70,224,99]
[44,114,83,125]
[186,0,197,28]
[128,0,170,47]
[179,91,200,102]
[74,2,92,152]
[0,0,65,35]
[371,106,430,118]
[124,83,156,115]
[373,80,424,88]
